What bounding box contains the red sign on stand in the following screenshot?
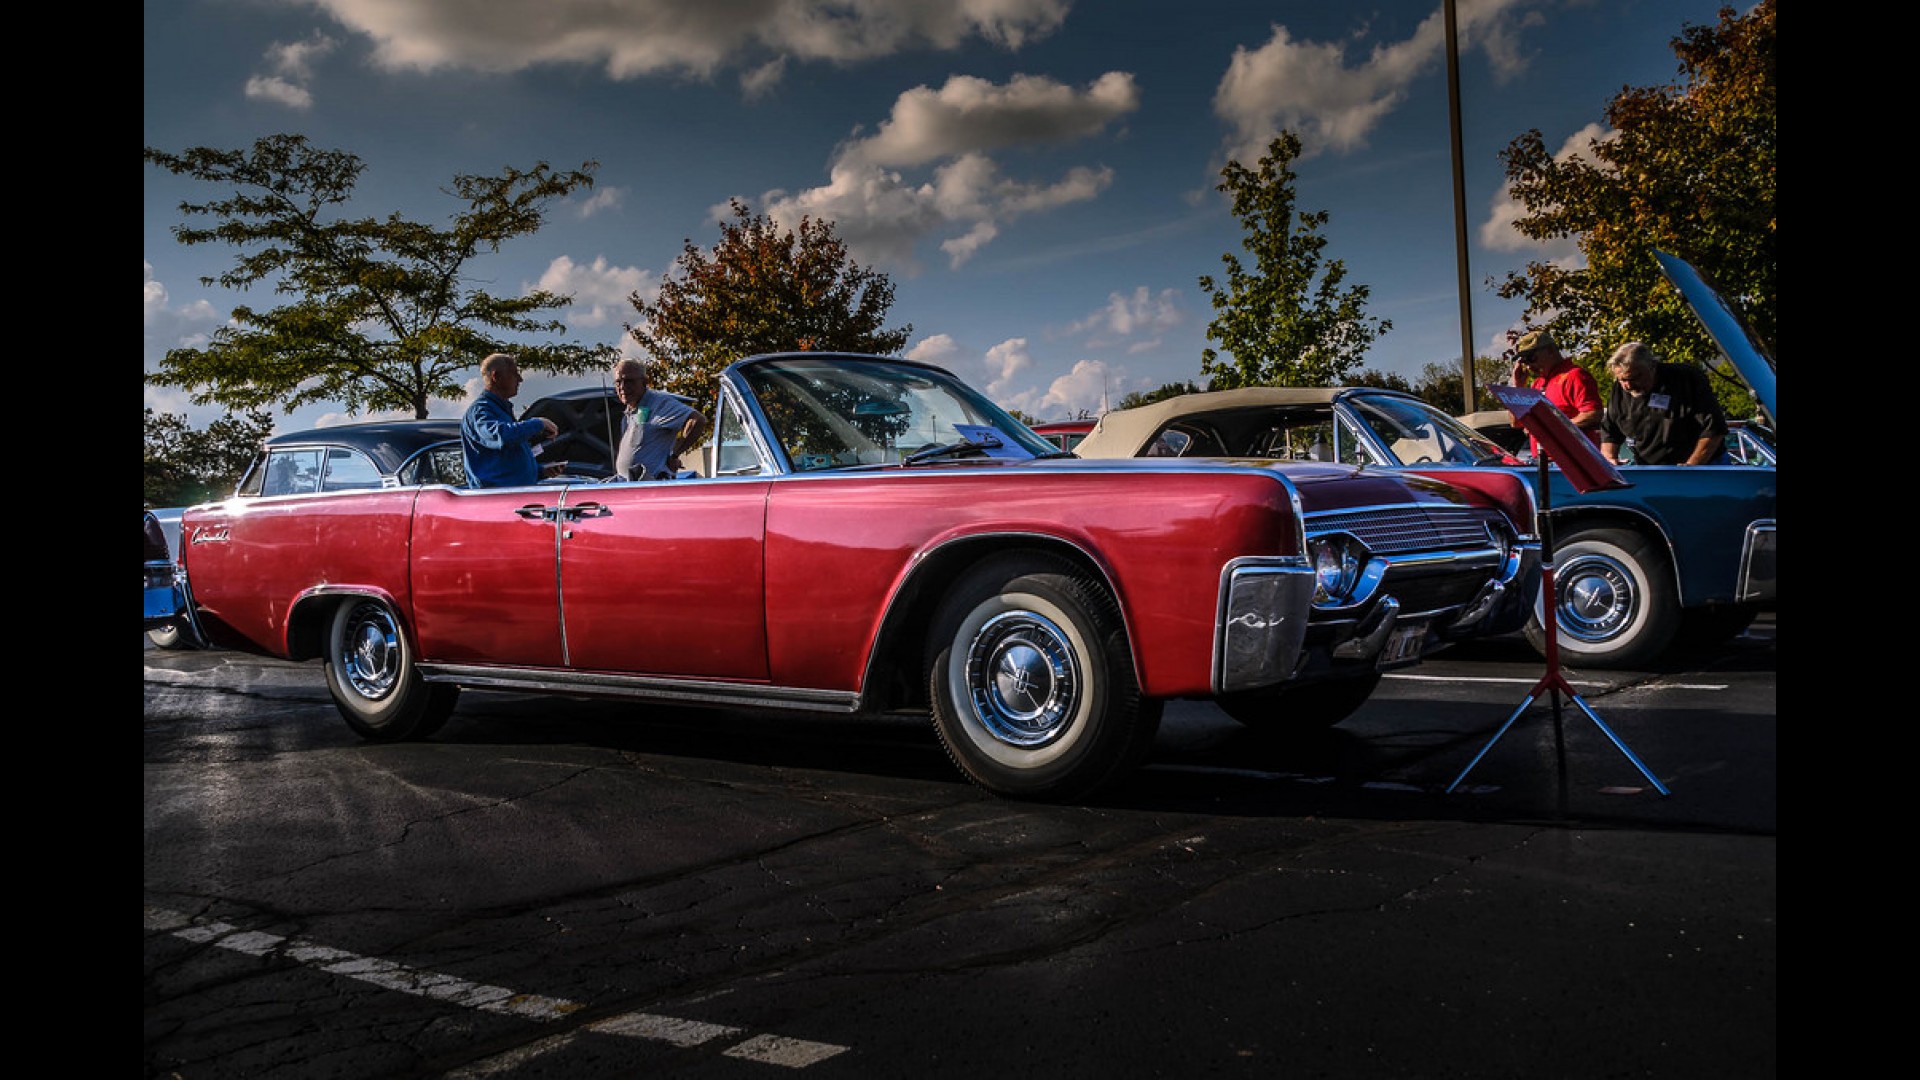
[1487,383,1631,494]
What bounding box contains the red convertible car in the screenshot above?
[163,353,1540,800]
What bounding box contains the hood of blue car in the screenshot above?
[1653,249,1775,429]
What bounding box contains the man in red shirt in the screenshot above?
[1509,329,1604,457]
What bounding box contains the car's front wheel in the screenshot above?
[927,553,1161,801]
[1525,527,1678,669]
[323,597,458,740]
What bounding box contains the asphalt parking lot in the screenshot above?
[145,620,1774,1078]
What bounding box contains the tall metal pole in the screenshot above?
[1445,0,1477,414]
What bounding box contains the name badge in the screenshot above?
[1649,393,1671,410]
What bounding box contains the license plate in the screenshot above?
[1377,620,1429,668]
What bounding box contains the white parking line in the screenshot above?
[1385,673,1728,690]
[145,906,848,1068]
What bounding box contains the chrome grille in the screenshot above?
[1306,505,1491,554]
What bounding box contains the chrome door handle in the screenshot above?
[515,504,560,521]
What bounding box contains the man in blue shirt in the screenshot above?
[461,352,559,487]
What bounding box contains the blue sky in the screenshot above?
[144,0,1737,433]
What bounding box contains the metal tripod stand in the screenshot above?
[1445,450,1670,807]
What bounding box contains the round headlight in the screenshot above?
[1311,535,1362,604]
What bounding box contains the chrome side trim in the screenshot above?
[1736,520,1776,604]
[1214,557,1315,694]
[416,663,863,714]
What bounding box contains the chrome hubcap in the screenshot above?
[341,602,401,700]
[1556,553,1636,643]
[964,611,1079,748]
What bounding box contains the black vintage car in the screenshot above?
[144,388,631,649]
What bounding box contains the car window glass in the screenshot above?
[1333,415,1380,466]
[321,447,384,492]
[236,454,267,496]
[1248,418,1338,461]
[715,397,765,476]
[400,445,466,486]
[262,449,322,496]
[1146,429,1193,456]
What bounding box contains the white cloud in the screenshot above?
[144,261,224,359]
[761,72,1132,271]
[982,337,1033,397]
[997,357,1112,419]
[841,71,1138,169]
[1478,122,1607,264]
[307,0,1071,79]
[244,76,315,109]
[245,33,337,109]
[575,186,625,218]
[740,56,787,99]
[1066,286,1184,351]
[1211,0,1533,162]
[906,333,961,368]
[531,254,657,329]
[145,261,240,426]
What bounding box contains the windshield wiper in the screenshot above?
[903,441,983,465]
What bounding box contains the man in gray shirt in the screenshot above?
[612,358,708,480]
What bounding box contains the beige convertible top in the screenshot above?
[1074,386,1342,458]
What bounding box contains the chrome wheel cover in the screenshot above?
[339,602,402,701]
[963,610,1080,748]
[1556,551,1637,643]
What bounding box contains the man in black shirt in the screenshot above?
[1598,341,1730,465]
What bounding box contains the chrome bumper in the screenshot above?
[1736,521,1775,604]
[1214,558,1315,694]
[1213,539,1541,694]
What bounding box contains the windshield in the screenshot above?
[1346,393,1516,466]
[738,355,1055,471]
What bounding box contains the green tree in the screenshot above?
[145,407,276,507]
[1404,356,1512,413]
[628,199,912,408]
[1116,381,1201,410]
[1346,368,1415,394]
[1197,132,1390,390]
[1494,0,1773,414]
[144,134,615,420]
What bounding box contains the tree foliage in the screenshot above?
[144,134,615,419]
[144,407,276,507]
[1197,132,1390,390]
[1400,356,1513,414]
[1116,381,1202,410]
[627,199,912,408]
[1494,0,1773,413]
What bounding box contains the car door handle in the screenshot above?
[565,502,613,519]
[515,504,560,521]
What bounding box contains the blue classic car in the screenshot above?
[1072,251,1775,670]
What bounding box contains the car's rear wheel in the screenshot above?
[927,553,1161,801]
[146,625,198,651]
[1525,527,1678,670]
[324,597,458,740]
[1216,673,1383,731]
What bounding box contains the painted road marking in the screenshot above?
[145,906,848,1068]
[1386,673,1728,690]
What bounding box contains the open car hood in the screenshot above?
[1653,249,1775,429]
